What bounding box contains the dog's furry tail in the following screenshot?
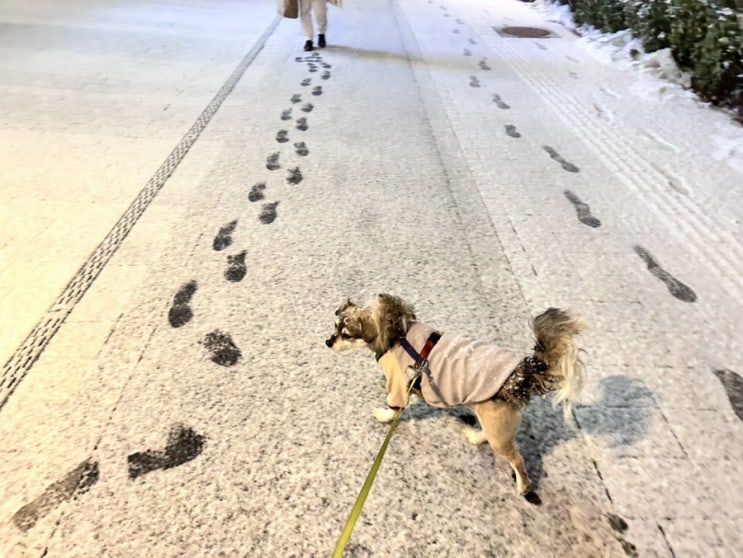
[531,308,587,422]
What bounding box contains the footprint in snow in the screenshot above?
[225,251,247,282]
[564,190,601,228]
[633,245,697,303]
[492,94,510,109]
[128,425,206,480]
[294,142,309,156]
[504,125,521,139]
[260,202,279,224]
[213,220,238,251]
[201,330,242,366]
[287,167,303,185]
[249,182,266,202]
[266,152,281,171]
[168,280,198,327]
[543,145,579,173]
[712,369,743,422]
[605,515,637,556]
[12,459,99,532]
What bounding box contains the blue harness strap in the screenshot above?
[399,337,424,366]
[399,332,441,391]
[400,331,442,367]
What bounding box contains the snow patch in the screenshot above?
[533,0,693,91]
[712,127,743,173]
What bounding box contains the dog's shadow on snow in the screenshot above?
[405,374,655,489]
[516,375,655,486]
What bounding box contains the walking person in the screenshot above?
[300,0,328,51]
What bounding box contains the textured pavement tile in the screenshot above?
[661,408,743,463]
[620,518,676,558]
[575,405,686,460]
[659,517,730,557]
[594,455,724,520]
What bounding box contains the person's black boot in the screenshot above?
[304,40,313,51]
[318,34,326,48]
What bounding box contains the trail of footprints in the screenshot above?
[433,6,716,548]
[439,3,698,305]
[167,53,331,370]
[11,52,337,532]
[173,51,331,366]
[12,424,208,530]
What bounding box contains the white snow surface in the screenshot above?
[1,0,742,556]
[534,0,730,103]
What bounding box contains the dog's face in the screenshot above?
[325,294,416,354]
[324,299,378,352]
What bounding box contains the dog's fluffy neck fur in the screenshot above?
[367,294,417,356]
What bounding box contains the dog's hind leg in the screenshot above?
[470,400,531,496]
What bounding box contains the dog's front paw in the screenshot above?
[463,426,488,445]
[373,407,397,423]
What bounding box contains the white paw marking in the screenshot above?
[373,407,396,423]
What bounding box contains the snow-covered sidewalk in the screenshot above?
[1,0,741,556]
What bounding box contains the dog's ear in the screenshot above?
[372,294,416,352]
[335,298,354,316]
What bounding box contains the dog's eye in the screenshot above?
[340,328,353,339]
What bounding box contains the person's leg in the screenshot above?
[299,0,314,50]
[313,0,327,47]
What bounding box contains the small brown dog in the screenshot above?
[325,294,586,500]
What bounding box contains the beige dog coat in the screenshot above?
[378,322,521,409]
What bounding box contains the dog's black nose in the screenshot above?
[325,337,335,348]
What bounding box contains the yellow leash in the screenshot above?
[332,378,418,557]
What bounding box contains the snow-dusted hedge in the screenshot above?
[566,0,743,109]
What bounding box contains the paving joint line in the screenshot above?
[391,0,534,321]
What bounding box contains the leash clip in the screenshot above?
[406,359,428,379]
[413,359,429,375]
